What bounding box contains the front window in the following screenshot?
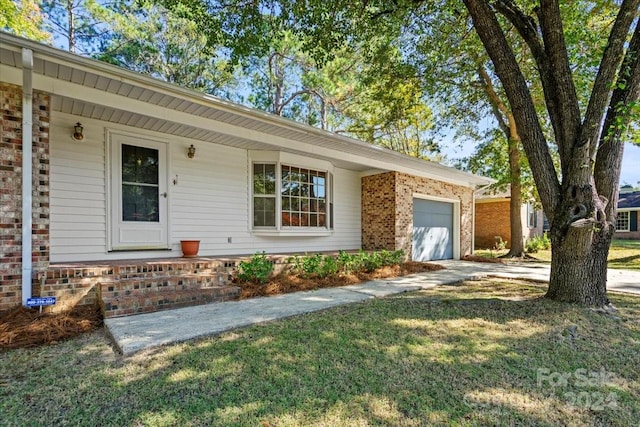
[253,163,276,227]
[252,163,331,230]
[616,211,630,232]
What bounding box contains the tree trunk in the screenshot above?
[506,162,525,256]
[505,124,525,257]
[546,227,611,305]
[476,66,527,257]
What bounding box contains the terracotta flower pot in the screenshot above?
[180,240,200,258]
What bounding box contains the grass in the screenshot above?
[1,279,639,426]
[476,239,640,270]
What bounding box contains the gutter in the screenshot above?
[21,48,33,306]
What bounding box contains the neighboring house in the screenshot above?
[474,186,544,249]
[0,33,490,314]
[615,190,640,239]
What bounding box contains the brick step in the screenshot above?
[101,273,228,294]
[100,276,241,318]
[113,260,238,280]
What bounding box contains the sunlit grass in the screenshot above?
[1,279,639,426]
[476,239,640,270]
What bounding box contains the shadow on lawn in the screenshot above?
[608,254,640,265]
[3,284,639,426]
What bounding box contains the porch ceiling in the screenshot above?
[49,95,373,171]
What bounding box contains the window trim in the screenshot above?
[249,151,334,235]
[616,210,630,232]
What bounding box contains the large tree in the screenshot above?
[461,0,640,305]
[164,0,638,305]
[95,0,237,97]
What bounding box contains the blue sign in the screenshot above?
[26,297,57,307]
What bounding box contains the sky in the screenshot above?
[620,143,640,187]
[442,141,640,188]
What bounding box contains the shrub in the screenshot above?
[319,255,339,278]
[337,250,359,274]
[494,236,507,251]
[246,249,407,283]
[288,253,340,278]
[236,252,274,284]
[525,233,551,253]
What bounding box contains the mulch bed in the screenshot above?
[462,254,505,263]
[1,261,444,350]
[0,304,102,350]
[237,261,445,299]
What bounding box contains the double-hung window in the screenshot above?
[251,153,333,232]
[253,163,277,227]
[616,211,630,232]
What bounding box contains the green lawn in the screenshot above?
[1,279,639,426]
[476,239,640,270]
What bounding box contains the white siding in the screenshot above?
[49,112,362,262]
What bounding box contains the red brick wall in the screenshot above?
[474,200,511,249]
[362,171,474,259]
[361,172,397,251]
[0,83,50,311]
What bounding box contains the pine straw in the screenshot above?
[462,254,505,263]
[0,304,103,350]
[2,262,442,350]
[238,261,445,299]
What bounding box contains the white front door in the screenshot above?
[110,134,169,250]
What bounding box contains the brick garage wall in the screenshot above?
[361,172,396,251]
[362,171,474,259]
[475,200,511,249]
[0,83,50,311]
[395,173,474,258]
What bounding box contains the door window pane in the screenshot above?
[122,144,158,184]
[121,144,160,222]
[122,184,159,222]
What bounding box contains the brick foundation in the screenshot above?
[361,172,473,259]
[0,83,50,311]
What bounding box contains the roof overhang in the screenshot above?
[0,32,493,188]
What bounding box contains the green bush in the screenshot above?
[290,249,406,277]
[287,253,340,278]
[319,255,339,278]
[337,250,359,274]
[237,252,274,284]
[494,236,507,251]
[525,233,551,253]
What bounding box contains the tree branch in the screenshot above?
[477,65,509,136]
[492,0,565,166]
[536,0,582,150]
[463,0,560,216]
[595,19,640,222]
[583,0,640,160]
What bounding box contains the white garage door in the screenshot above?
[412,198,454,261]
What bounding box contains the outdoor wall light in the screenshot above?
[187,144,196,159]
[72,122,84,141]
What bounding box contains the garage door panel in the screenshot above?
[412,198,454,261]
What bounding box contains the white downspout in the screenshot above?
[21,48,33,306]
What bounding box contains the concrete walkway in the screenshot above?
[104,260,640,356]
